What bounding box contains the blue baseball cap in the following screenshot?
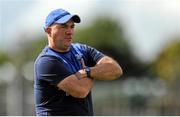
[44,8,81,29]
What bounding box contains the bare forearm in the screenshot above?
[57,73,93,98]
[91,56,123,80]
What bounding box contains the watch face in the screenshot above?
[86,67,92,79]
[86,67,90,73]
[86,68,90,72]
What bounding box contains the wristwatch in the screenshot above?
[85,67,92,79]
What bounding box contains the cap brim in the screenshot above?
[55,14,81,24]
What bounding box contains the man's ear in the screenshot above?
[44,27,51,35]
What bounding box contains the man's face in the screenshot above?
[48,20,75,52]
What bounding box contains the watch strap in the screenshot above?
[85,67,92,79]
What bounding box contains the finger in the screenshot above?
[66,92,70,96]
[81,58,86,69]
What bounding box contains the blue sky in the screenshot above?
[0,0,180,62]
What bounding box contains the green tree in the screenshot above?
[0,52,10,65]
[153,39,180,84]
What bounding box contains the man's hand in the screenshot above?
[78,58,90,79]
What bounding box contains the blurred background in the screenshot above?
[0,0,180,115]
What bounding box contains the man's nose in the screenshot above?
[66,28,73,35]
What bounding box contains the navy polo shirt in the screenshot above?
[34,43,104,116]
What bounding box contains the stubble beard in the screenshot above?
[57,42,71,52]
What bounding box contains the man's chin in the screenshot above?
[64,44,71,50]
[66,43,72,47]
[66,42,72,47]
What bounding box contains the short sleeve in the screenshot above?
[35,56,72,85]
[85,45,105,63]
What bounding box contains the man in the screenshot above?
[34,8,123,116]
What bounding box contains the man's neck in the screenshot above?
[48,45,70,53]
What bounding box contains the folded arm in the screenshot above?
[58,56,123,98]
[57,58,94,98]
[92,56,123,80]
[57,72,93,98]
[85,56,123,80]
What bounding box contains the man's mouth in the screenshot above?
[65,38,72,41]
[65,37,72,39]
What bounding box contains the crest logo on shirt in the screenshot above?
[75,54,82,60]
